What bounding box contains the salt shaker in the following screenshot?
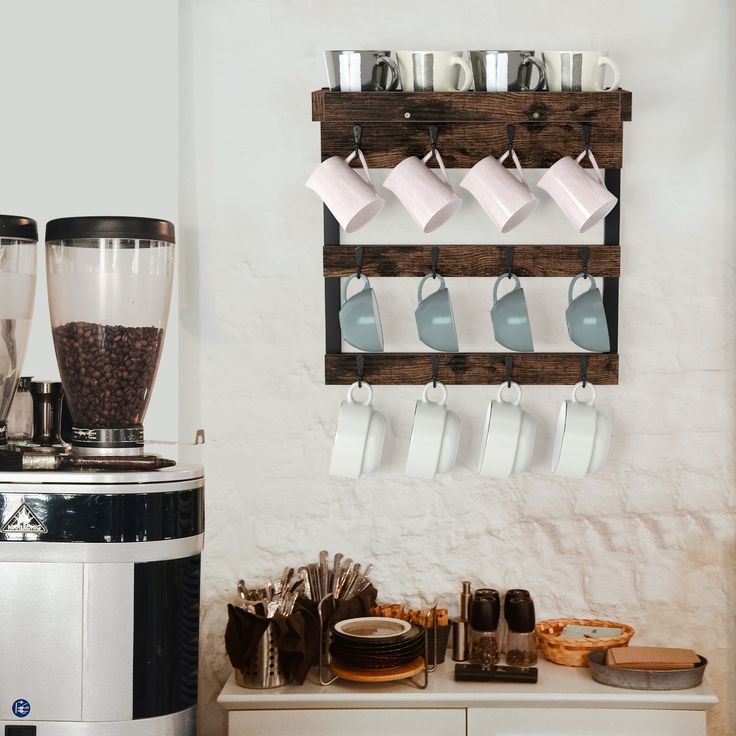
[505,595,537,667]
[469,588,500,666]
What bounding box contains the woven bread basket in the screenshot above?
[536,618,635,667]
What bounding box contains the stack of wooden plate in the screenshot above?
[329,617,425,682]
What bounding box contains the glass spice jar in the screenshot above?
[505,595,537,667]
[469,588,500,666]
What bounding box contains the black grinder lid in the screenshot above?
[0,215,38,241]
[46,216,175,244]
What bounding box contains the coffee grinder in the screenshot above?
[0,216,204,736]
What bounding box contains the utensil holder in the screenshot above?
[234,626,288,689]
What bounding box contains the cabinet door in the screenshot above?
[230,709,465,736]
[467,707,705,736]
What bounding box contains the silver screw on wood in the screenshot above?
[404,112,411,119]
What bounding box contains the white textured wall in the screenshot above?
[180,1,736,734]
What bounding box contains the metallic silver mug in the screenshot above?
[324,50,399,91]
[469,50,546,91]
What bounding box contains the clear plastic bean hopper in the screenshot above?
[0,215,37,445]
[46,216,174,455]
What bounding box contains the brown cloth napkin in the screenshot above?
[225,598,321,685]
[323,584,378,629]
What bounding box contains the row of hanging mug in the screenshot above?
[330,377,610,480]
[324,50,621,93]
[340,267,610,354]
[306,124,618,234]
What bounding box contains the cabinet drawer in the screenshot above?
[467,707,705,736]
[229,708,465,736]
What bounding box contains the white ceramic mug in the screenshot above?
[306,148,384,233]
[537,148,617,233]
[406,381,461,478]
[551,382,610,478]
[396,51,473,92]
[460,148,538,233]
[330,381,387,479]
[477,382,536,479]
[383,148,462,233]
[542,51,620,92]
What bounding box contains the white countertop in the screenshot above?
[218,659,718,711]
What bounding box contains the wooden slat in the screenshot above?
[324,245,620,278]
[312,89,632,124]
[321,122,622,169]
[325,352,619,385]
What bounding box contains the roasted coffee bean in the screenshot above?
[53,321,164,429]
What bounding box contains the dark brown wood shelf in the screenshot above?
[324,244,620,278]
[325,352,619,386]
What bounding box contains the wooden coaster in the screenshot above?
[330,656,425,683]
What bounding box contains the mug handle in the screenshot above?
[568,273,597,305]
[575,148,607,188]
[341,272,370,307]
[521,54,547,91]
[492,273,521,305]
[347,380,373,405]
[571,380,596,405]
[498,148,530,188]
[417,272,446,304]
[377,54,400,91]
[596,56,621,92]
[450,54,473,92]
[496,380,522,405]
[345,148,376,188]
[422,148,451,186]
[422,380,448,406]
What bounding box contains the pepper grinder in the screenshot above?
[452,580,472,661]
[505,595,537,667]
[469,588,500,666]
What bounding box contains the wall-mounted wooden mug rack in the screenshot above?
[311,88,632,386]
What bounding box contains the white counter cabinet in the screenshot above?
[218,659,718,736]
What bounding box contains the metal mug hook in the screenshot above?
[506,124,516,156]
[431,246,439,279]
[580,246,590,279]
[429,125,439,152]
[505,246,515,279]
[355,246,364,280]
[431,355,439,388]
[504,355,514,388]
[579,354,589,388]
[353,124,363,154]
[582,122,592,155]
[356,354,365,388]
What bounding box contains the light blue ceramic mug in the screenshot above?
[566,273,610,352]
[490,274,534,352]
[340,273,384,352]
[415,273,459,352]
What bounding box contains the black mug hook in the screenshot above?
[579,355,589,389]
[504,355,514,388]
[582,122,592,154]
[431,355,439,388]
[505,246,515,279]
[355,246,364,279]
[506,124,516,156]
[353,125,363,153]
[429,125,439,152]
[580,246,590,279]
[356,354,365,388]
[431,246,439,279]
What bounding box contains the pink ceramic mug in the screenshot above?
[306,148,384,233]
[538,148,617,233]
[383,148,462,233]
[460,148,538,233]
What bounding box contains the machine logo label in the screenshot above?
[11,698,31,717]
[1,504,47,535]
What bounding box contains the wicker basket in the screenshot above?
[536,618,635,667]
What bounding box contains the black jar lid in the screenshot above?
[505,596,536,633]
[504,589,530,619]
[0,215,38,241]
[470,589,500,632]
[46,216,175,244]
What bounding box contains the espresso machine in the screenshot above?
[0,216,204,736]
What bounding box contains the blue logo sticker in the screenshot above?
[12,698,31,718]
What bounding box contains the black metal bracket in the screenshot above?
[580,246,590,279]
[431,246,439,279]
[356,354,365,387]
[582,122,592,154]
[579,355,589,388]
[505,246,515,278]
[429,124,439,152]
[355,246,364,279]
[505,355,514,388]
[431,355,439,388]
[506,124,516,155]
[353,124,362,153]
